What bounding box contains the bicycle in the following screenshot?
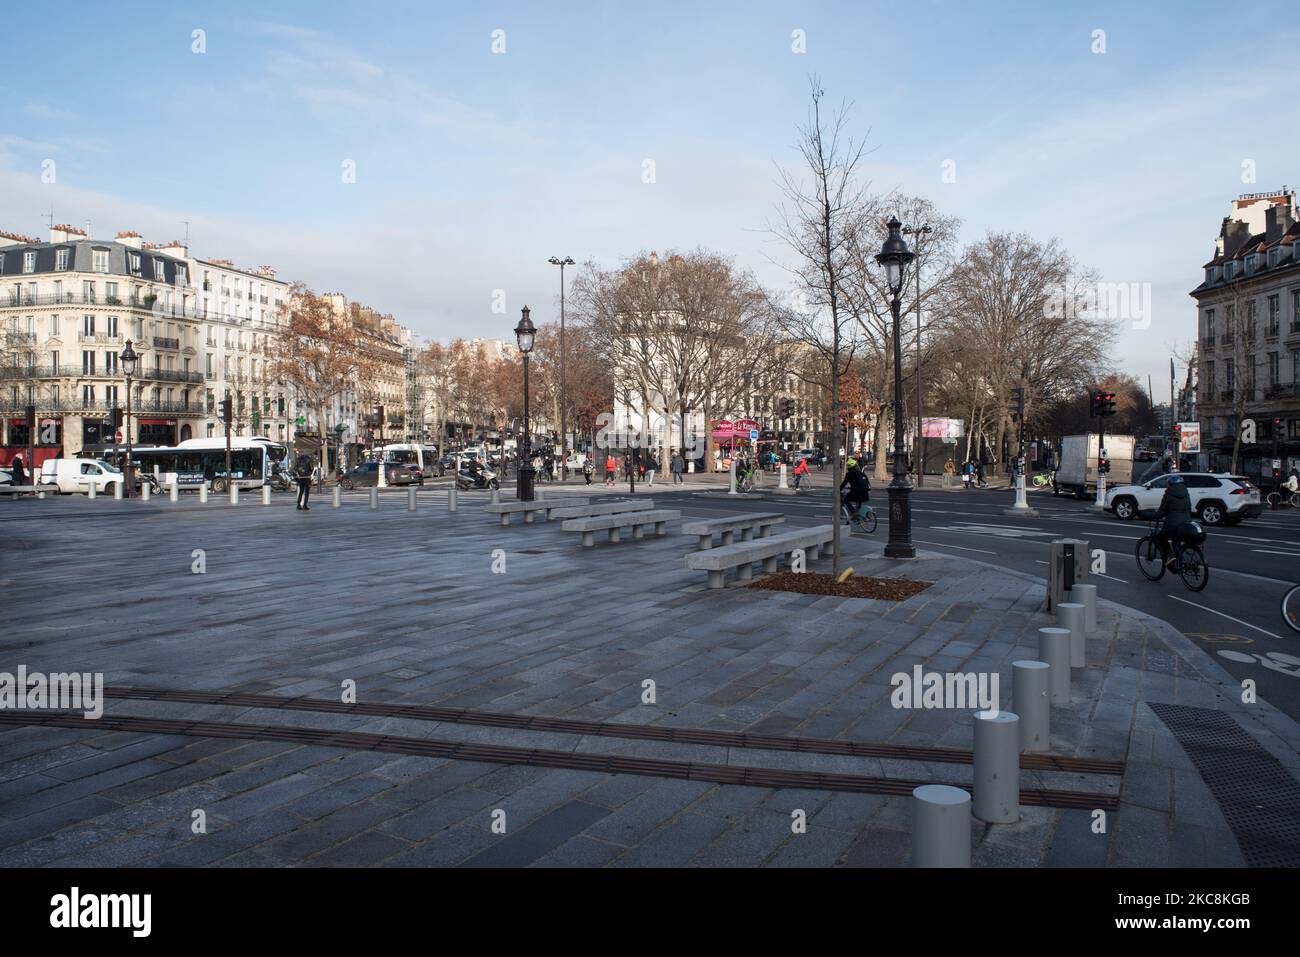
[840,500,878,534]
[1135,518,1209,592]
[1283,585,1300,633]
[1031,471,1053,488]
[1266,489,1300,508]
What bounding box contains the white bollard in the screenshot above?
[1038,627,1071,704]
[1057,602,1086,669]
[779,463,788,489]
[973,710,1020,824]
[448,486,458,512]
[369,486,378,510]
[911,785,971,868]
[407,486,417,512]
[229,485,239,505]
[332,485,341,508]
[262,485,272,506]
[490,487,500,504]
[1012,661,1050,753]
[88,481,97,500]
[37,490,46,499]
[199,485,208,504]
[1073,583,1098,634]
[535,487,544,501]
[114,481,123,500]
[138,482,147,502]
[170,481,179,503]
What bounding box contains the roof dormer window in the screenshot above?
[128,251,142,277]
[22,250,36,273]
[1270,248,1280,267]
[153,259,165,282]
[92,248,109,273]
[55,247,70,271]
[1246,253,1258,274]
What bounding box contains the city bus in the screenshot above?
[173,436,290,490]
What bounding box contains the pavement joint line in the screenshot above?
[1167,595,1287,641]
[95,685,1125,775]
[0,710,1121,811]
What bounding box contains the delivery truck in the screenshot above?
[1053,433,1134,499]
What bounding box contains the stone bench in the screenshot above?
[546,499,654,521]
[562,508,682,547]
[483,498,590,525]
[681,512,785,549]
[0,484,41,497]
[685,524,836,588]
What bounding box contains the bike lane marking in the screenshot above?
[1168,595,1286,640]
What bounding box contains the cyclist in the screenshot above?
[1154,473,1196,566]
[840,457,871,518]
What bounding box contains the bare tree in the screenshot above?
[768,77,868,576]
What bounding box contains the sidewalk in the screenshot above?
[0,492,1295,867]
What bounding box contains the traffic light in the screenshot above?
[1099,456,1111,474]
[109,407,123,430]
[1089,390,1102,417]
[1101,392,1117,417]
[1172,423,1182,446]
[220,396,233,424]
[1008,386,1025,421]
[376,405,385,425]
[1273,418,1284,439]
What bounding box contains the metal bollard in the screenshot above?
[199,485,208,504]
[407,487,417,512]
[1073,583,1098,634]
[170,482,179,503]
[138,482,146,502]
[448,486,458,512]
[114,481,123,500]
[89,481,97,500]
[332,485,341,508]
[229,485,239,506]
[490,487,500,504]
[1012,661,1050,753]
[779,464,788,489]
[262,485,271,506]
[535,487,544,501]
[973,710,1020,824]
[37,490,46,499]
[1057,602,1086,669]
[1037,627,1071,704]
[911,785,971,868]
[369,487,378,510]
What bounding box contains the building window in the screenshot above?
[22,251,35,273]
[92,248,109,273]
[1205,308,1215,341]
[105,385,118,406]
[153,260,165,282]
[1268,295,1280,335]
[83,315,95,336]
[205,354,213,379]
[51,351,59,375]
[1246,300,1258,339]
[82,351,95,375]
[1292,290,1300,333]
[82,385,95,406]
[1268,352,1280,387]
[82,281,95,303]
[128,252,142,277]
[1293,349,1300,387]
[105,351,119,376]
[1225,358,1234,390]
[50,315,59,337]
[106,281,118,302]
[55,248,69,271]
[107,315,118,337]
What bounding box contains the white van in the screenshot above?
[40,458,125,495]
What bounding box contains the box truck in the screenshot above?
[1053,433,1134,499]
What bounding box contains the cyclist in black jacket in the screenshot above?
[841,458,871,516]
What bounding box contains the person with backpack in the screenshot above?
[294,450,314,510]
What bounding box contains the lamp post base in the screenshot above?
[518,464,535,502]
[884,479,916,559]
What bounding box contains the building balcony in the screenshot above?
[143,368,204,384]
[153,336,180,350]
[0,364,205,385]
[0,398,201,415]
[78,331,124,344]
[1263,384,1300,401]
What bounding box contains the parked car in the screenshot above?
[39,457,128,495]
[339,462,417,489]
[0,466,11,487]
[1104,472,1262,526]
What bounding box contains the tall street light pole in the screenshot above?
[119,340,138,499]
[903,223,931,486]
[515,306,537,501]
[876,217,916,559]
[548,256,575,480]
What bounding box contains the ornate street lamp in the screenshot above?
[875,217,916,558]
[119,340,139,498]
[515,306,537,501]
[548,255,575,479]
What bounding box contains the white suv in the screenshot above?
[1105,472,1262,526]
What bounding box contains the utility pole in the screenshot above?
[903,224,931,485]
[548,256,575,479]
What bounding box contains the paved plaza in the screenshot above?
[1,486,1298,867]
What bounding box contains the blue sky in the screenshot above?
[3,1,1296,396]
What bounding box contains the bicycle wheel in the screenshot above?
[1291,492,1300,508]
[1177,544,1209,592]
[1135,536,1165,581]
[1282,585,1300,633]
[861,508,878,534]
[1267,491,1281,507]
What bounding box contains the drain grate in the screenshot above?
[1148,702,1300,867]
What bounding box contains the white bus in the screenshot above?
[174,436,291,490]
[375,443,442,478]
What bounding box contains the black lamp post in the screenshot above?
[548,255,575,479]
[119,340,139,498]
[876,217,916,559]
[515,306,536,501]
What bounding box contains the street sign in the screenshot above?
[1178,422,1201,453]
[115,429,123,443]
[749,429,759,441]
[297,415,306,426]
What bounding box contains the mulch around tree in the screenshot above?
[745,572,932,601]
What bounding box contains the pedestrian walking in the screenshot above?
[582,459,593,485]
[604,453,617,488]
[793,456,809,489]
[961,461,971,490]
[294,450,314,510]
[943,458,956,488]
[644,449,657,487]
[10,455,27,493]
[670,450,685,485]
[976,460,987,488]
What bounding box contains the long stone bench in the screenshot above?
[562,508,682,547]
[685,524,836,588]
[0,484,41,497]
[483,498,590,525]
[546,499,654,521]
[681,512,785,549]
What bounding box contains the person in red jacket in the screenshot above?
[604,453,617,488]
[793,456,810,489]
